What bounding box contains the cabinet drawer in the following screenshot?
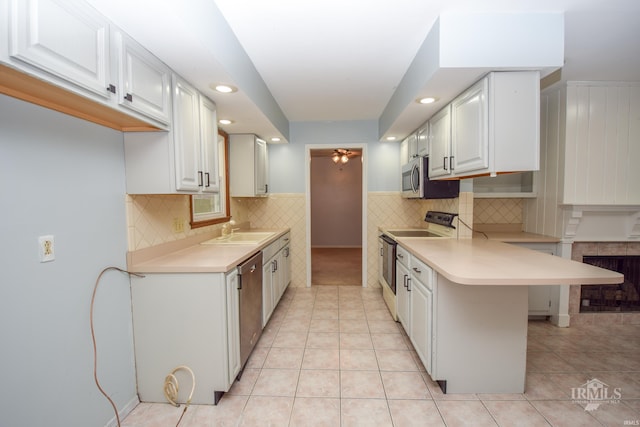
[410,257,433,290]
[279,232,291,249]
[396,245,410,268]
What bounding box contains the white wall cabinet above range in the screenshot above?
[429,71,540,180]
[1,0,171,130]
[124,76,219,194]
[230,134,269,197]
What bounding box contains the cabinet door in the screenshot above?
[451,78,489,174]
[9,0,111,98]
[282,245,291,291]
[416,125,429,157]
[262,260,275,327]
[399,137,409,165]
[173,76,201,191]
[113,30,171,125]
[396,261,410,331]
[226,271,241,383]
[255,137,268,195]
[428,105,452,178]
[410,277,433,375]
[199,96,220,193]
[407,132,418,159]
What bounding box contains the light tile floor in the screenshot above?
[122,286,640,427]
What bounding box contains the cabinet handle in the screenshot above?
[403,274,408,288]
[124,93,133,102]
[265,184,269,194]
[380,248,383,256]
[198,171,203,187]
[205,172,210,187]
[275,260,278,271]
[413,267,421,274]
[107,84,116,94]
[407,277,411,292]
[397,253,404,260]
[450,156,454,171]
[443,157,448,170]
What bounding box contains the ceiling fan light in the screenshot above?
[332,153,340,163]
[341,154,349,163]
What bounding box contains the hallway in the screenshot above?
[311,248,362,286]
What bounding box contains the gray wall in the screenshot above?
[268,120,400,193]
[0,95,136,427]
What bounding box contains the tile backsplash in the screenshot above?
[126,192,478,288]
[473,198,523,225]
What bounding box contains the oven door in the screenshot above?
[380,235,397,294]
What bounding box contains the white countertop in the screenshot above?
[397,238,623,286]
[126,228,290,273]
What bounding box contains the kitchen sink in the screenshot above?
[385,230,445,238]
[201,231,276,245]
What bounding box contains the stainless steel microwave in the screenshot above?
[401,157,460,199]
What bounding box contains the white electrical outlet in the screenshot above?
[39,235,55,262]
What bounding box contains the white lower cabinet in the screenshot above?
[130,270,240,405]
[397,246,528,393]
[262,233,291,327]
[408,260,433,375]
[395,245,434,374]
[395,246,411,330]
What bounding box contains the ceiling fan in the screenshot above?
[331,148,354,164]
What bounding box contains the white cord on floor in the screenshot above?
[164,365,196,407]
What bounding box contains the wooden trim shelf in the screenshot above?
[0,64,162,132]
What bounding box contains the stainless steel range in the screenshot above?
[379,211,457,320]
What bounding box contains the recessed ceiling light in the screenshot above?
[385,136,397,141]
[270,137,281,142]
[417,96,438,104]
[218,119,233,125]
[210,83,238,93]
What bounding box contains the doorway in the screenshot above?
[306,145,367,287]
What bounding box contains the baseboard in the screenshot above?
[550,313,570,328]
[103,395,140,427]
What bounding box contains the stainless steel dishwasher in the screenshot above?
[237,251,263,370]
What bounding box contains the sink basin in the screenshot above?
[201,231,276,245]
[385,230,445,238]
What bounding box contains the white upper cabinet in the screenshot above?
[230,134,269,197]
[8,0,111,98]
[428,105,452,178]
[173,75,219,193]
[199,95,220,193]
[2,0,170,130]
[451,77,489,174]
[416,124,429,157]
[429,71,540,180]
[173,76,201,191]
[112,30,171,125]
[124,76,218,194]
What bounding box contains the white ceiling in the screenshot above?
[89,0,640,143]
